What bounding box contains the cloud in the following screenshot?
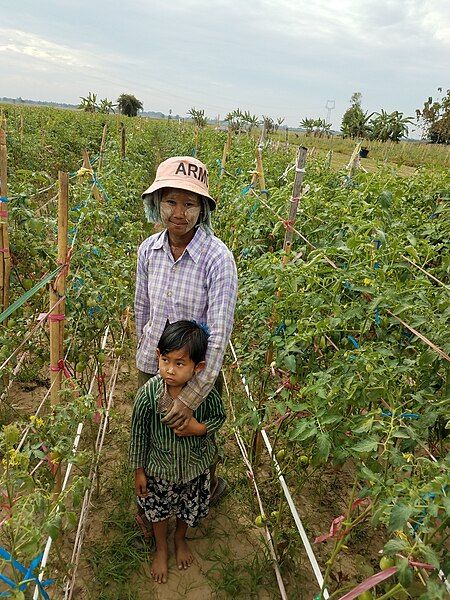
[0,28,94,68]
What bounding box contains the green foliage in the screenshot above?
[116,93,143,117]
[416,88,450,144]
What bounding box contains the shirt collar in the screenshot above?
[153,228,206,264]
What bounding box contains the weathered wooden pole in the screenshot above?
[49,172,68,406]
[282,146,308,264]
[121,123,126,159]
[97,123,108,173]
[0,128,10,313]
[251,124,267,190]
[219,129,232,179]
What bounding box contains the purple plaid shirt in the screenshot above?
[135,227,237,410]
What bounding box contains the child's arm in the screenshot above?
[129,388,152,490]
[174,390,225,437]
[173,417,206,437]
[135,467,149,497]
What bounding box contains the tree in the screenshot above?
[369,110,413,142]
[78,92,98,113]
[416,88,450,144]
[98,98,115,114]
[341,92,373,139]
[187,108,208,128]
[116,93,143,117]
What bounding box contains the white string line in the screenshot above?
[228,340,330,599]
[0,295,66,373]
[0,351,28,403]
[33,327,110,600]
[222,370,289,600]
[64,333,124,600]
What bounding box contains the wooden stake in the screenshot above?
[282,146,308,263]
[121,123,126,160]
[219,129,232,179]
[251,124,267,190]
[0,128,10,313]
[50,172,68,406]
[347,142,362,177]
[98,123,108,173]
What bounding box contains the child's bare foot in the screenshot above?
[174,536,194,570]
[151,547,168,583]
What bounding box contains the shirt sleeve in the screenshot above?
[129,387,151,470]
[134,240,150,341]
[178,249,238,410]
[201,391,226,438]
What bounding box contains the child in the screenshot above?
[129,320,226,584]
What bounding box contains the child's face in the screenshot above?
[157,347,204,388]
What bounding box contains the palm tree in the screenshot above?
[187,108,208,128]
[370,110,413,142]
[116,93,143,117]
[300,118,315,136]
[78,92,98,113]
[98,98,115,114]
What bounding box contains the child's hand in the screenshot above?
[173,417,207,437]
[135,468,149,497]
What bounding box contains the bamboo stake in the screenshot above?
[19,114,24,144]
[219,129,232,179]
[49,172,68,406]
[0,128,10,313]
[121,123,126,159]
[282,146,308,264]
[251,124,267,190]
[81,150,103,203]
[97,123,108,173]
[347,142,362,176]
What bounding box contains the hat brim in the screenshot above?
[142,178,216,210]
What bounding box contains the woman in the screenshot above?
[134,155,238,506]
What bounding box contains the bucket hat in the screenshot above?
[142,156,216,210]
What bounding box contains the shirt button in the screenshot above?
[167,291,172,297]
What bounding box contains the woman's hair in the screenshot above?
[157,320,208,365]
[143,189,213,235]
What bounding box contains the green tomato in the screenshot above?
[276,449,286,461]
[114,346,124,357]
[380,556,395,570]
[86,297,96,308]
[270,510,279,519]
[22,278,33,290]
[254,515,264,527]
[357,592,373,600]
[97,352,106,364]
[299,455,310,467]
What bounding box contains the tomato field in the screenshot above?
[0,104,449,599]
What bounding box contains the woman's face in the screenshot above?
[160,188,201,237]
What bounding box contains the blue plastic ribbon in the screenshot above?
[381,411,420,420]
[191,148,197,157]
[275,321,286,335]
[343,280,351,289]
[348,335,360,349]
[375,306,381,326]
[0,197,8,203]
[91,173,110,201]
[0,547,53,599]
[260,189,269,196]
[372,239,382,250]
[240,184,254,196]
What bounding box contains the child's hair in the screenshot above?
[158,320,208,365]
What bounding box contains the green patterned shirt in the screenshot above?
[129,375,226,483]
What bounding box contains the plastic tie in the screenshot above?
[347,335,360,349]
[0,547,53,600]
[260,189,269,196]
[0,248,8,253]
[375,306,381,326]
[0,211,8,218]
[290,196,300,203]
[54,247,74,287]
[282,219,295,232]
[47,313,65,322]
[50,359,75,389]
[0,197,8,202]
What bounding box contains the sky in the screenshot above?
[0,0,449,135]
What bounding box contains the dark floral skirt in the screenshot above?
[137,470,210,528]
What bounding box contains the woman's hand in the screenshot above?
[161,398,193,428]
[135,468,149,497]
[173,417,207,437]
